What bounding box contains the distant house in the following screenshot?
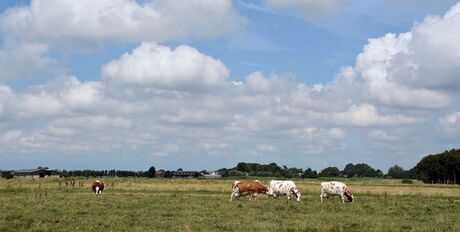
[202,171,222,179]
[14,168,60,178]
[155,170,165,178]
[171,171,200,178]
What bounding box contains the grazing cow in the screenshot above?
[230,180,268,202]
[267,180,301,202]
[91,180,104,195]
[320,181,353,203]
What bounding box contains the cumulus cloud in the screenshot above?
[263,0,346,19]
[332,3,460,111]
[0,0,245,45]
[0,42,53,81]
[102,43,230,92]
[0,76,106,121]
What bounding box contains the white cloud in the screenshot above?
[0,0,245,45]
[440,112,460,125]
[52,115,132,130]
[0,42,53,81]
[1,130,22,141]
[102,43,230,92]
[255,144,277,153]
[438,111,460,138]
[368,129,400,141]
[263,0,346,19]
[244,71,271,93]
[327,128,346,140]
[330,104,420,127]
[335,3,460,111]
[154,144,181,157]
[4,77,105,118]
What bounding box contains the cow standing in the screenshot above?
[267,180,301,202]
[91,180,104,195]
[230,180,268,202]
[320,181,353,203]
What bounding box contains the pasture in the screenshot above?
[0,178,459,231]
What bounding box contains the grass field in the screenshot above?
[1,177,459,231]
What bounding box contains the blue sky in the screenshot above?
[0,0,459,172]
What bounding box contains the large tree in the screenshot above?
[416,149,460,184]
[147,166,156,178]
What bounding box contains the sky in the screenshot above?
[0,0,460,172]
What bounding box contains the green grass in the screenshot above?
[0,178,459,231]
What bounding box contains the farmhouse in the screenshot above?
[171,171,200,178]
[14,168,60,178]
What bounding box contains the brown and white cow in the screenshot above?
[320,181,353,203]
[91,180,104,195]
[230,180,268,201]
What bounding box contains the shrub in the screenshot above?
[401,179,413,184]
[1,171,14,179]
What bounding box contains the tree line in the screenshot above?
[1,149,458,184]
[217,162,412,179]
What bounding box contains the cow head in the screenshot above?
[266,187,274,196]
[344,190,353,203]
[95,186,102,195]
[262,186,269,194]
[294,191,301,202]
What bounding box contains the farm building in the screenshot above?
[155,170,165,177]
[14,168,60,178]
[171,171,200,178]
[202,171,222,179]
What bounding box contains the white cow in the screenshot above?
[320,181,353,203]
[267,180,301,202]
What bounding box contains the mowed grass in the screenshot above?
[1,178,460,231]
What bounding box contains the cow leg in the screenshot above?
[340,194,345,203]
[320,193,328,202]
[248,191,254,201]
[230,192,234,202]
[230,189,238,202]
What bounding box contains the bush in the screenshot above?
[1,171,14,179]
[401,179,414,184]
[227,170,245,176]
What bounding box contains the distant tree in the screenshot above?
[302,168,318,179]
[342,163,356,178]
[228,170,245,177]
[319,167,340,177]
[147,166,156,178]
[342,163,380,178]
[216,168,229,177]
[375,169,384,178]
[387,165,405,179]
[1,171,14,179]
[164,170,173,178]
[236,162,250,173]
[177,168,183,171]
